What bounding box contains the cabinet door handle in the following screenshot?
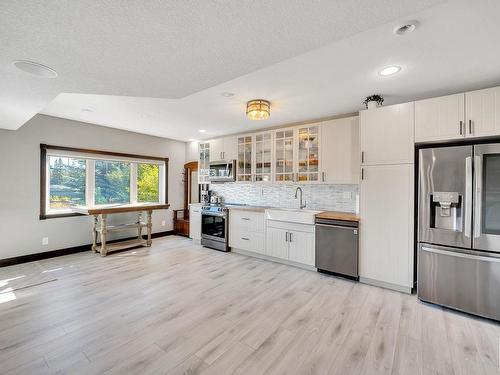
[289,232,293,242]
[469,120,473,135]
[361,151,364,163]
[322,172,325,182]
[459,121,463,135]
[241,237,250,241]
[285,232,289,242]
[361,168,365,180]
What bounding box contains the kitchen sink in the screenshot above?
[265,208,323,225]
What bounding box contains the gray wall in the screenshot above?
[0,115,186,260]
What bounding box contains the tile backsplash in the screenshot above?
[210,183,359,213]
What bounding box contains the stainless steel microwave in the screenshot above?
[208,160,236,182]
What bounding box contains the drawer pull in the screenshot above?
[241,237,250,241]
[241,218,250,221]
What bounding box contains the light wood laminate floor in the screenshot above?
[1,236,499,375]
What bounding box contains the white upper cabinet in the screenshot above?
[198,142,210,183]
[236,135,253,182]
[415,93,465,142]
[466,86,500,138]
[297,125,320,182]
[209,136,238,162]
[223,136,238,161]
[360,102,415,165]
[209,138,224,162]
[274,128,296,182]
[254,132,273,182]
[321,116,360,184]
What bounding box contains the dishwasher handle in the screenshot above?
[315,219,358,228]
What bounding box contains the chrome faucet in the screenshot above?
[294,186,306,209]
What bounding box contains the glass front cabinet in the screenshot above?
[274,128,295,182]
[273,125,320,183]
[297,125,320,182]
[198,142,210,183]
[254,132,273,182]
[236,135,253,182]
[200,124,322,184]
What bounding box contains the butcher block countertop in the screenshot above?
[315,211,359,222]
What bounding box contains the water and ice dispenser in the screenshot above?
[430,192,462,232]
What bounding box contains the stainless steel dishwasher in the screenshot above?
[315,218,359,279]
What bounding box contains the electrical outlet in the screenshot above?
[343,192,352,200]
[42,237,49,246]
[161,220,166,227]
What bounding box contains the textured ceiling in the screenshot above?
[38,0,500,141]
[1,0,445,131]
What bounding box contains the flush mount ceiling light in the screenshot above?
[199,129,206,133]
[13,60,58,78]
[393,21,418,36]
[246,99,270,120]
[379,65,401,76]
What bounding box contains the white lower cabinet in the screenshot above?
[229,210,266,254]
[266,220,315,266]
[229,209,316,267]
[359,164,414,291]
[288,230,315,266]
[265,226,289,259]
[189,204,202,241]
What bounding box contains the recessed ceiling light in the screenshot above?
[82,108,93,113]
[379,66,401,76]
[393,21,418,36]
[13,60,58,78]
[188,138,198,142]
[199,129,206,133]
[221,92,235,97]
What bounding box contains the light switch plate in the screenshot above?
[42,237,49,246]
[161,220,166,227]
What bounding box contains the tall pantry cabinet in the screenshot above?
[359,102,415,293]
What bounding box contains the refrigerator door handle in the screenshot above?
[464,156,472,238]
[474,155,482,238]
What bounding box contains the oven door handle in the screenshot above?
[201,212,226,218]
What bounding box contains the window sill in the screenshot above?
[40,212,86,220]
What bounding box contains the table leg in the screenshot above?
[137,212,143,240]
[100,214,108,256]
[146,210,152,246]
[91,215,98,253]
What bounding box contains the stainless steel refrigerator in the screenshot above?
[418,143,500,321]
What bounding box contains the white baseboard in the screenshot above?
[359,277,413,294]
[231,247,316,272]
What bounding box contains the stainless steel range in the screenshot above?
[418,142,500,321]
[201,204,230,252]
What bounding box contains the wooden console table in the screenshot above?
[73,204,170,256]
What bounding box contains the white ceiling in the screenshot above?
[3,0,500,141]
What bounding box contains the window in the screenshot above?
[95,160,131,205]
[49,156,86,209]
[137,163,160,203]
[40,145,168,219]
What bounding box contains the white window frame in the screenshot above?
[45,150,166,215]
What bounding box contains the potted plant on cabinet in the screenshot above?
[363,94,384,109]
